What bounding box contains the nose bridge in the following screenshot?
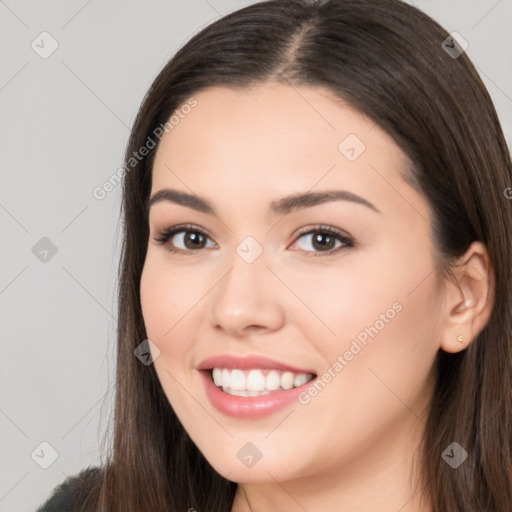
[208,237,285,335]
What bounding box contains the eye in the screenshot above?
[289,225,354,257]
[152,224,216,253]
[152,223,354,257]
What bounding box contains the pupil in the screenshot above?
[185,232,204,249]
[314,233,334,250]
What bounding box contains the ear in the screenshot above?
[439,241,495,354]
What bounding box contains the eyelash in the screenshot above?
[152,223,355,257]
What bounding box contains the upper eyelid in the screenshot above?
[152,223,349,237]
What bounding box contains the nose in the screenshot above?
[208,249,285,337]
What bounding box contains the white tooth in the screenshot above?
[230,369,246,391]
[293,373,309,387]
[281,371,294,390]
[223,388,271,397]
[266,370,281,390]
[212,368,222,386]
[215,368,311,393]
[246,369,266,391]
[222,369,231,389]
[247,390,270,396]
[228,389,249,397]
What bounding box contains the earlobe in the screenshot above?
[439,241,494,354]
[441,298,475,353]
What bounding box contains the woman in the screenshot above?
[37,0,512,510]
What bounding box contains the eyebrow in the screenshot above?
[147,188,380,216]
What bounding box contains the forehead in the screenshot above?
[150,82,425,222]
[154,83,399,165]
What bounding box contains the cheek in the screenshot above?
[272,256,412,348]
[140,269,169,344]
[287,269,440,465]
[317,261,441,416]
[139,260,198,407]
[140,256,204,343]
[282,243,442,379]
[140,262,190,385]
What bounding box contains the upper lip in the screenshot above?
[197,354,316,374]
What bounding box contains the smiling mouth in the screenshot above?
[209,367,316,397]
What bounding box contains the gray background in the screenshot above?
[1,1,511,510]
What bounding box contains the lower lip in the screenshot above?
[200,371,315,419]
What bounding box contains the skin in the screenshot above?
[140,82,493,512]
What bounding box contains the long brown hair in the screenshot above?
[81,0,512,510]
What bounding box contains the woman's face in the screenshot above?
[140,82,446,485]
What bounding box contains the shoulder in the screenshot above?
[36,466,103,512]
